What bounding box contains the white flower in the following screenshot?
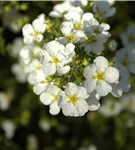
[33,77,50,95]
[84,56,119,96]
[82,22,110,54]
[0,92,12,111]
[40,84,61,115]
[1,120,16,139]
[11,63,27,83]
[60,21,86,44]
[114,48,135,74]
[121,25,135,48]
[49,1,74,18]
[39,41,75,76]
[22,14,46,44]
[99,98,123,117]
[93,1,116,19]
[58,82,89,117]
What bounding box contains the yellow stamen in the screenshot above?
[52,56,59,64]
[66,34,76,41]
[74,23,82,30]
[53,95,59,101]
[68,95,79,104]
[33,31,39,37]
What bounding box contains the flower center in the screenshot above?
[94,29,100,35]
[35,64,42,70]
[74,23,82,30]
[68,95,79,104]
[53,95,59,101]
[52,56,59,64]
[87,35,96,43]
[93,71,105,84]
[33,31,39,37]
[66,34,76,41]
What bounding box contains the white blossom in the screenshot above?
[39,40,75,76]
[84,56,119,96]
[82,21,110,54]
[40,84,61,115]
[22,14,46,44]
[58,82,89,117]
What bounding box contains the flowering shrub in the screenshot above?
[0,1,135,150]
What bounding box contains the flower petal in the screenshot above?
[84,79,96,93]
[96,80,112,96]
[105,67,119,83]
[94,56,109,71]
[49,102,60,115]
[40,92,53,105]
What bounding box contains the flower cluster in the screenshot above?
[11,0,133,117]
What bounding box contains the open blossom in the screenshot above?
[61,10,110,52]
[22,14,46,44]
[40,84,61,115]
[84,56,119,96]
[82,22,110,54]
[58,82,89,117]
[39,40,75,76]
